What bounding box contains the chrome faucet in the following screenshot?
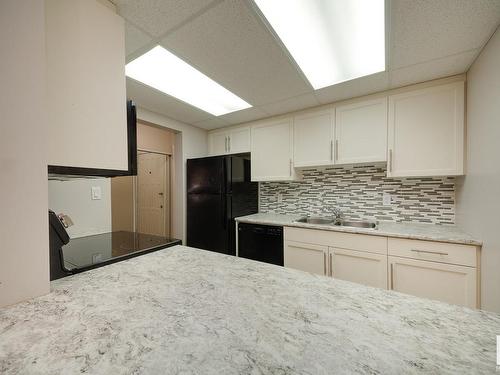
[331,207,343,221]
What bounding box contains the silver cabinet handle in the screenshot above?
[329,252,333,277]
[228,136,231,153]
[411,249,449,256]
[390,263,394,290]
[330,140,333,161]
[323,252,327,275]
[335,139,339,161]
[289,159,292,176]
[388,149,393,172]
[225,136,228,153]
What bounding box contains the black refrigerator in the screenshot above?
[186,155,258,255]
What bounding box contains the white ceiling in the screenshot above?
[114,0,500,130]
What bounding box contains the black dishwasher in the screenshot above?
[238,223,283,266]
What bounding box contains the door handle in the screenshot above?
[330,140,333,161]
[225,136,228,153]
[289,159,292,176]
[335,140,339,161]
[158,192,164,196]
[228,136,231,153]
[390,263,394,290]
[329,252,332,277]
[411,249,449,256]
[323,252,327,275]
[388,149,393,173]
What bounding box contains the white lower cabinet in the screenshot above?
[283,227,480,308]
[284,241,328,276]
[284,227,387,289]
[388,256,477,308]
[330,248,387,289]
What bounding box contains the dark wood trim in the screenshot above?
[48,100,138,178]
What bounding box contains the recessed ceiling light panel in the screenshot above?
[126,46,252,116]
[254,0,386,89]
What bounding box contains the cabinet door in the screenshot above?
[330,248,388,289]
[335,98,387,164]
[285,241,328,276]
[388,256,477,308]
[229,127,250,154]
[251,118,294,181]
[293,108,334,167]
[209,131,228,156]
[46,0,128,170]
[387,82,465,177]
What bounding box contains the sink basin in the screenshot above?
[295,217,377,229]
[295,216,335,225]
[335,220,377,229]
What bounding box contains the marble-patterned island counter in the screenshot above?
[235,213,482,246]
[1,245,499,374]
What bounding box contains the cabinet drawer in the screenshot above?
[285,227,387,255]
[388,238,477,267]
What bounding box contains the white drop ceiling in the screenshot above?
[114,0,500,130]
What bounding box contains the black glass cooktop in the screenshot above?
[62,231,181,272]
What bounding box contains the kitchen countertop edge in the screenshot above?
[235,213,482,246]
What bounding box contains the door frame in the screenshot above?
[134,149,172,237]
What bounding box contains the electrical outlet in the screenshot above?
[382,193,391,206]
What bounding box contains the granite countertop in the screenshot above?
[1,245,498,374]
[235,213,482,246]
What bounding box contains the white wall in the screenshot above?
[456,26,500,313]
[48,179,112,238]
[136,108,208,242]
[0,1,50,307]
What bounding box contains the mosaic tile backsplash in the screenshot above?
[259,165,455,225]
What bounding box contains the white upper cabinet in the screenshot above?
[229,127,251,154]
[208,131,228,156]
[293,108,334,168]
[46,0,128,170]
[335,97,387,165]
[387,81,465,177]
[208,127,250,156]
[251,118,295,181]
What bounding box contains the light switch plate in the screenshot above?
[91,186,102,200]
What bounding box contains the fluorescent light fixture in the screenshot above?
[126,46,251,116]
[254,0,386,89]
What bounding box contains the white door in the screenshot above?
[330,247,388,289]
[208,131,228,156]
[251,118,294,181]
[388,256,477,308]
[285,241,328,276]
[387,81,465,177]
[335,97,387,164]
[293,108,334,168]
[137,152,169,237]
[229,127,251,154]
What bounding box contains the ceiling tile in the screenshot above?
[160,1,311,106]
[389,49,479,88]
[260,93,320,118]
[218,107,269,126]
[115,0,218,38]
[124,22,153,57]
[391,0,500,69]
[126,78,211,124]
[315,72,389,105]
[193,117,229,130]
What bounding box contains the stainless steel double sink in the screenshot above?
[295,216,378,229]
